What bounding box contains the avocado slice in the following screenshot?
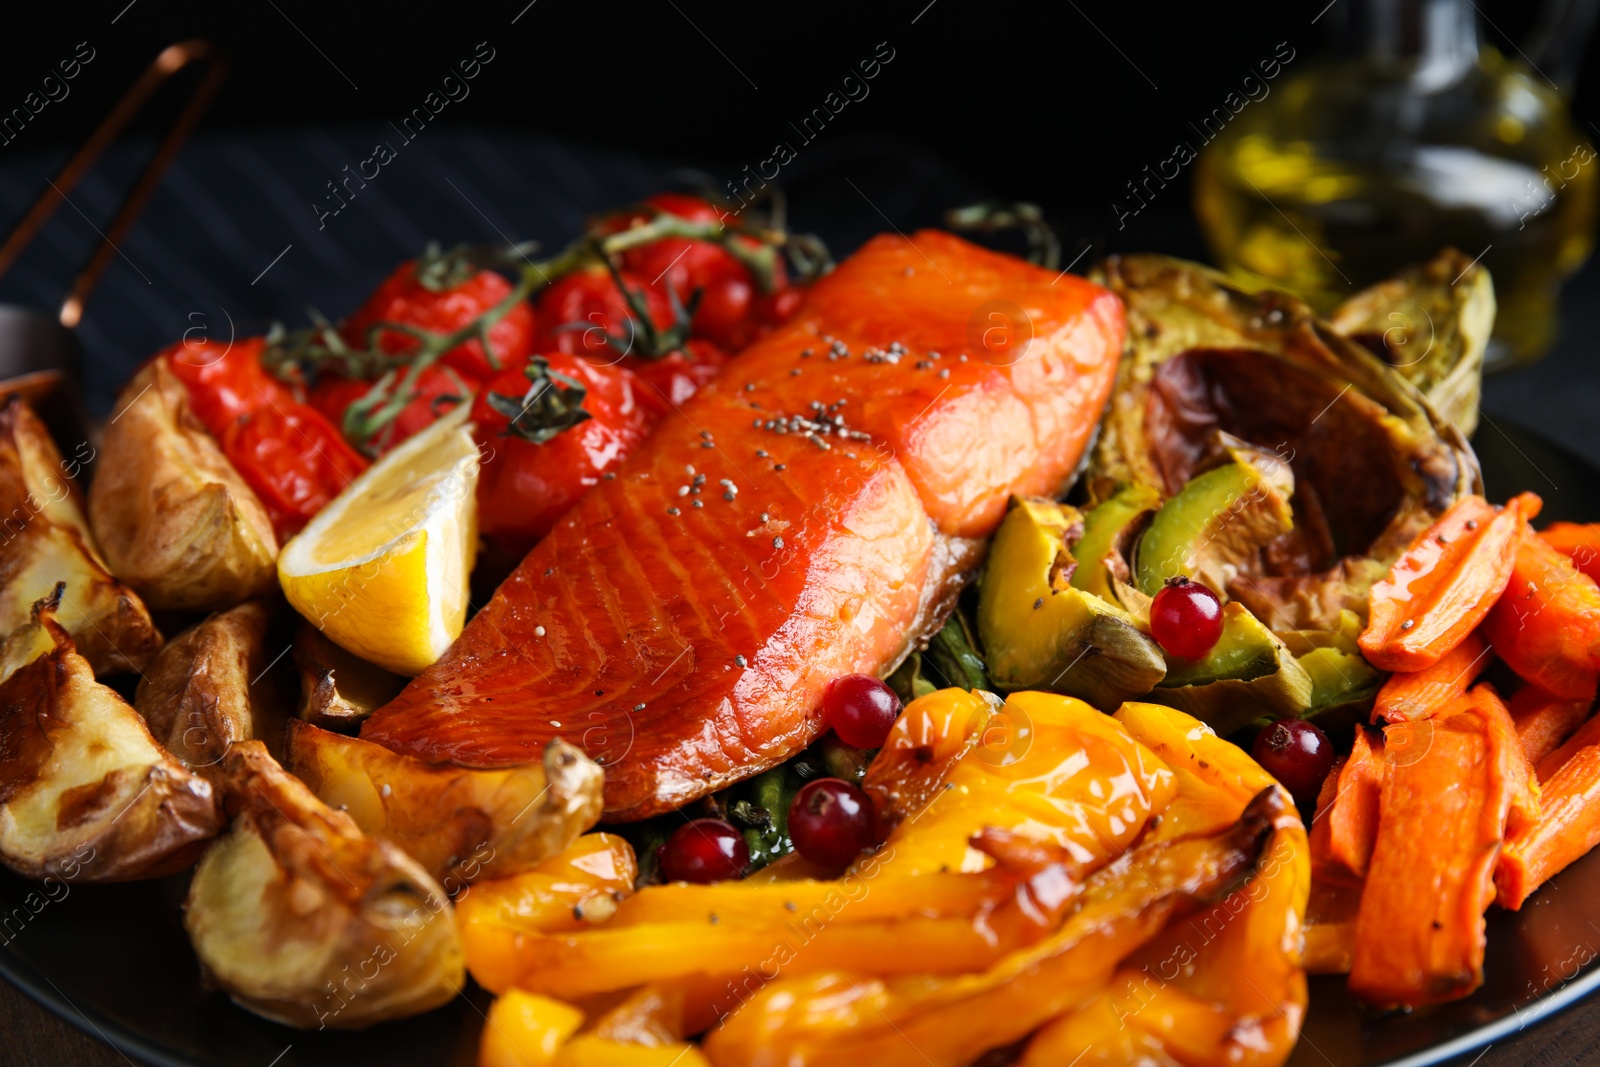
[1279,614,1382,743]
[1134,447,1295,598]
[1149,602,1313,736]
[1071,483,1162,603]
[977,497,1166,710]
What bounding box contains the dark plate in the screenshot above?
[2,419,1598,1067]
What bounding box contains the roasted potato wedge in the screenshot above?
[136,599,288,770]
[286,723,603,885]
[0,589,220,881]
[187,740,464,1029]
[291,621,405,731]
[88,359,279,613]
[0,397,161,674]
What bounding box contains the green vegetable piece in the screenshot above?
[1151,602,1313,736]
[978,497,1166,711]
[1071,483,1162,602]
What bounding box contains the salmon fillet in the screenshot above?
[361,231,1124,819]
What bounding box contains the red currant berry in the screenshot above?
[1149,577,1224,660]
[658,818,749,883]
[1251,719,1336,806]
[788,778,876,868]
[823,673,902,749]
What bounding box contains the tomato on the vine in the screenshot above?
[165,336,295,426]
[309,363,474,455]
[617,193,790,352]
[471,353,652,553]
[533,266,672,365]
[626,339,727,413]
[164,337,367,538]
[221,405,368,535]
[342,259,535,381]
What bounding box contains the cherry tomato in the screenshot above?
[342,260,534,381]
[309,364,474,455]
[626,339,727,413]
[1149,577,1225,660]
[534,267,671,365]
[471,352,652,553]
[164,337,368,538]
[165,336,295,428]
[221,404,368,537]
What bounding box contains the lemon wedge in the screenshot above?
[278,403,479,675]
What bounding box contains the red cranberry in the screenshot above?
[823,673,901,749]
[1251,719,1336,806]
[1149,577,1224,660]
[658,818,749,883]
[788,778,875,868]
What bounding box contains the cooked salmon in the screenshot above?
[361,231,1124,819]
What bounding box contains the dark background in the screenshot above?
[0,0,1587,223]
[0,0,1594,422]
[1,3,1600,1067]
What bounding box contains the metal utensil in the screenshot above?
[0,39,226,448]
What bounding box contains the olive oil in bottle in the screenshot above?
[1194,3,1596,368]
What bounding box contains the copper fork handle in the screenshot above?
[0,39,228,327]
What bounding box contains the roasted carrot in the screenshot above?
[1482,520,1600,701]
[1539,522,1600,583]
[1310,727,1385,882]
[1538,707,1600,782]
[1475,683,1540,835]
[1509,683,1593,769]
[1496,714,1600,910]
[1348,686,1522,1008]
[1360,494,1538,672]
[1371,632,1492,724]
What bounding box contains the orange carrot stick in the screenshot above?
[1372,632,1492,724]
[1509,684,1593,769]
[1325,727,1384,880]
[1474,683,1539,835]
[1349,685,1521,1008]
[1539,522,1600,583]
[1360,495,1538,672]
[1496,714,1600,910]
[1483,520,1600,701]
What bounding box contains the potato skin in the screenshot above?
[136,599,288,771]
[287,723,603,885]
[186,741,464,1029]
[290,621,405,731]
[89,360,279,613]
[0,397,162,674]
[0,594,220,881]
